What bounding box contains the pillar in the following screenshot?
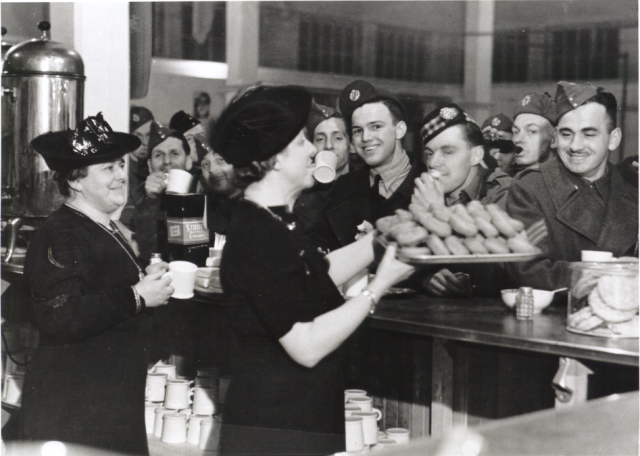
[225,2,260,102]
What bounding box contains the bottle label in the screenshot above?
[167,217,209,245]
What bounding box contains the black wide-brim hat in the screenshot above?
[31,113,141,173]
[212,85,312,168]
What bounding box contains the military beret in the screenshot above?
[513,92,556,126]
[211,85,312,168]
[147,121,189,157]
[31,113,141,172]
[306,102,343,139]
[130,106,154,133]
[555,81,604,122]
[481,113,512,133]
[169,110,201,134]
[338,80,405,129]
[420,103,477,146]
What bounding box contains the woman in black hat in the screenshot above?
[20,114,174,455]
[212,86,414,454]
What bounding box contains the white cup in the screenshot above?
[345,404,361,417]
[313,150,339,183]
[581,250,613,262]
[153,408,173,438]
[218,375,232,404]
[385,427,410,444]
[166,169,193,194]
[198,416,222,450]
[146,373,168,402]
[192,386,216,416]
[145,403,160,434]
[347,396,382,421]
[164,379,194,410]
[372,438,397,452]
[353,411,378,446]
[344,389,368,404]
[161,412,188,444]
[187,414,210,445]
[2,373,24,406]
[345,416,365,453]
[152,364,177,380]
[168,261,198,299]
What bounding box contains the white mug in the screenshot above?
[345,404,361,417]
[161,412,188,444]
[2,373,24,406]
[385,427,410,444]
[187,414,210,446]
[345,416,365,453]
[146,373,168,402]
[344,389,368,404]
[167,261,198,299]
[198,416,222,451]
[145,403,160,434]
[353,411,378,446]
[153,408,173,438]
[347,396,382,421]
[313,150,339,183]
[164,379,193,410]
[152,364,177,380]
[166,169,193,194]
[192,386,216,416]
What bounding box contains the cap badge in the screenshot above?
[440,107,458,120]
[491,117,501,127]
[521,95,531,107]
[132,114,139,122]
[350,89,360,101]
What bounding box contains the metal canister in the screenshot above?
[2,21,85,218]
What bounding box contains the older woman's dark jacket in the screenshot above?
[20,205,153,455]
[506,156,638,290]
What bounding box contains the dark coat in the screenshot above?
[307,155,426,251]
[20,205,153,455]
[506,156,638,290]
[294,181,333,232]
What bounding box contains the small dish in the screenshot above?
[501,288,558,314]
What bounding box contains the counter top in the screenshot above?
[369,296,639,366]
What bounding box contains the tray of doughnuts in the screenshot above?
[375,201,542,264]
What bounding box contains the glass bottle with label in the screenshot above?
[165,193,210,266]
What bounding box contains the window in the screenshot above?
[298,18,363,76]
[493,31,529,83]
[550,28,619,80]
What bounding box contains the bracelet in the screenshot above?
[131,286,142,314]
[361,288,378,314]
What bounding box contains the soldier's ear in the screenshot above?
[395,121,407,140]
[608,127,622,152]
[470,145,484,166]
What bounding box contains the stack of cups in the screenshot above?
[345,389,383,452]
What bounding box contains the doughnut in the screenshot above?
[387,221,419,239]
[474,215,499,238]
[463,237,489,254]
[376,215,400,234]
[589,287,637,323]
[468,205,492,223]
[428,203,453,223]
[408,203,428,219]
[449,213,478,237]
[417,213,452,238]
[466,200,484,213]
[597,274,639,311]
[426,233,450,256]
[484,237,510,254]
[395,209,414,222]
[508,218,525,233]
[444,236,470,255]
[507,236,538,254]
[451,204,475,225]
[395,226,429,247]
[490,211,517,238]
[572,270,605,299]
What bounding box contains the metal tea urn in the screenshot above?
[2,21,85,262]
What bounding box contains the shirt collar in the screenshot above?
[370,149,411,197]
[445,166,487,206]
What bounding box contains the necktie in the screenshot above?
[370,174,385,219]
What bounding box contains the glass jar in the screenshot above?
[567,261,639,337]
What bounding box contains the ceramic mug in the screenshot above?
[152,364,177,380]
[187,414,211,446]
[347,396,382,421]
[345,404,362,417]
[345,416,365,453]
[344,389,368,404]
[385,427,410,444]
[166,169,193,194]
[192,386,216,416]
[146,373,168,402]
[145,403,160,434]
[164,379,194,410]
[353,411,378,446]
[199,416,222,451]
[161,412,188,444]
[167,261,198,299]
[313,150,339,183]
[153,408,173,438]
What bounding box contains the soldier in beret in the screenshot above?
[169,110,207,163]
[294,101,353,230]
[308,80,426,251]
[507,81,638,291]
[129,106,155,191]
[413,104,511,297]
[21,114,173,455]
[511,91,557,174]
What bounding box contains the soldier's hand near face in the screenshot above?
[145,171,168,199]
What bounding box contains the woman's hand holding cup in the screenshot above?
[134,269,174,307]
